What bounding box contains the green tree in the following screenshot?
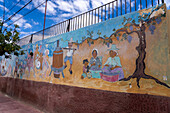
[0,20,24,58]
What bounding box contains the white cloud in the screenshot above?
[24,23,32,29]
[18,4,33,10]
[0,4,9,12]
[0,0,3,2]
[32,0,57,15]
[165,0,170,8]
[11,14,26,27]
[33,21,39,25]
[3,23,8,27]
[10,14,32,30]
[91,0,113,9]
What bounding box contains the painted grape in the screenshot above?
[116,36,119,41]
[127,36,132,43]
[77,44,79,49]
[156,18,162,24]
[149,25,156,34]
[129,26,133,31]
[107,42,110,48]
[88,42,91,46]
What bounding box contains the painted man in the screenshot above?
[63,38,76,74]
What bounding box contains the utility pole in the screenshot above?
[42,0,48,40]
[1,0,5,30]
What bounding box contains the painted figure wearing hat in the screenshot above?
[34,44,40,69]
[102,44,124,80]
[89,49,102,71]
[63,38,76,74]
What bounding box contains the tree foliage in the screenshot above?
[0,20,24,58]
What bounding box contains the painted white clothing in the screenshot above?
[104,56,121,67]
[66,47,74,57]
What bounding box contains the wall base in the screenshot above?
[0,77,169,113]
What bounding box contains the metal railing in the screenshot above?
[19,0,165,46]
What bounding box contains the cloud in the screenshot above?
[17,4,33,10]
[0,0,3,2]
[10,14,26,27]
[32,0,57,15]
[0,4,9,12]
[91,0,113,9]
[33,21,39,25]
[10,14,32,29]
[165,0,170,8]
[3,23,8,27]
[24,23,32,29]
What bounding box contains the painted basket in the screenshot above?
[100,72,119,82]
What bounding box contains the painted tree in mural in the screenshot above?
[0,20,24,58]
[111,5,169,88]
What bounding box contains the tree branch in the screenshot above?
[110,28,139,38]
[143,74,170,88]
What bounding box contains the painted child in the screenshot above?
[81,59,91,79]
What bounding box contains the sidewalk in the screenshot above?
[0,92,42,113]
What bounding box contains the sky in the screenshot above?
[0,0,169,38]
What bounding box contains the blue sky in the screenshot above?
[0,0,169,38]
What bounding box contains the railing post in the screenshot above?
[162,0,164,3]
[66,19,70,32]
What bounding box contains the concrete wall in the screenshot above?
[0,77,169,113]
[0,3,169,101]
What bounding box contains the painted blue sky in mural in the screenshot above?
[0,0,169,38]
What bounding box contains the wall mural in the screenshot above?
[0,4,169,97]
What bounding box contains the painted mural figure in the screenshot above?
[19,61,25,79]
[43,49,50,77]
[89,49,102,71]
[0,58,7,76]
[100,45,124,82]
[34,44,40,69]
[14,61,19,78]
[63,38,76,74]
[25,52,35,77]
[81,59,91,79]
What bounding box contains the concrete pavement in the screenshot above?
[0,92,42,113]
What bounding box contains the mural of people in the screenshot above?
[89,49,102,71]
[0,58,7,76]
[43,49,50,77]
[89,49,102,78]
[34,44,40,70]
[14,61,19,78]
[19,61,25,79]
[63,38,76,74]
[100,44,124,82]
[81,59,91,79]
[25,52,35,77]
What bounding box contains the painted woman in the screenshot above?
[101,45,124,82]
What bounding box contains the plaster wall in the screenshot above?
[0,4,169,97]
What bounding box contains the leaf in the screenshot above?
[91,41,94,44]
[127,18,132,21]
[152,22,156,25]
[109,39,113,43]
[122,33,127,38]
[132,20,135,23]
